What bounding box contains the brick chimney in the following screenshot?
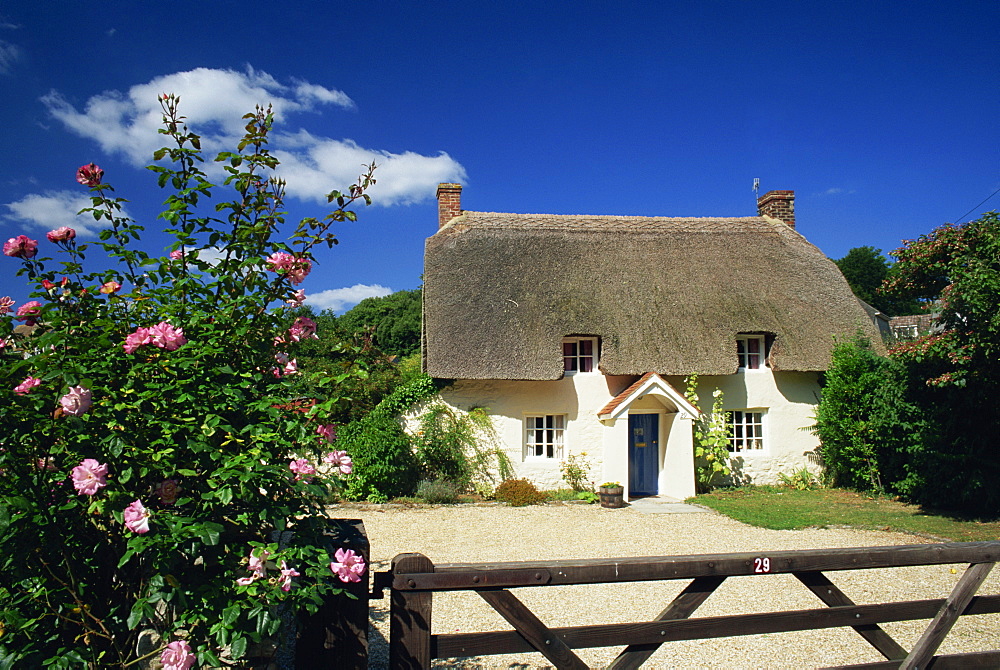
[436,183,463,229]
[757,190,795,229]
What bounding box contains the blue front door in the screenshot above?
[628,413,659,496]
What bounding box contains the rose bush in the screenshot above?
[0,96,372,667]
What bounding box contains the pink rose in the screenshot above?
[322,450,353,475]
[59,386,93,416]
[169,249,184,260]
[123,326,152,353]
[285,289,306,307]
[0,296,13,314]
[154,479,181,505]
[71,458,108,496]
[265,252,311,285]
[236,547,270,586]
[123,499,150,534]
[289,458,315,482]
[316,424,337,444]
[15,301,41,325]
[148,322,186,351]
[76,163,104,187]
[14,376,41,395]
[3,235,38,259]
[329,548,366,583]
[159,640,195,670]
[288,316,318,342]
[100,281,121,294]
[279,560,300,592]
[46,227,76,243]
[272,353,298,377]
[285,261,311,286]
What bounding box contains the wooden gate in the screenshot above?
[377,541,1000,669]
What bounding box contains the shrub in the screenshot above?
[813,334,926,495]
[559,452,593,491]
[416,478,461,504]
[545,488,581,501]
[338,376,436,501]
[684,375,732,492]
[0,98,370,666]
[412,404,512,492]
[777,468,822,490]
[494,478,545,507]
[472,481,495,500]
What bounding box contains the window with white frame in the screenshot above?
[563,337,598,373]
[736,335,766,370]
[727,410,765,452]
[524,414,565,459]
[892,324,918,339]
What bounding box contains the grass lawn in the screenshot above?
[689,487,1000,542]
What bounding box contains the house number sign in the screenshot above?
[753,557,771,573]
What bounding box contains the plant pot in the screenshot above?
[598,486,625,508]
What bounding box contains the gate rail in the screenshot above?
[379,541,1000,669]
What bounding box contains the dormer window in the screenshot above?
[737,335,766,370]
[563,337,598,373]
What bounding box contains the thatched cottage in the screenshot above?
[422,184,880,499]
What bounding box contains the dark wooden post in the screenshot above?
[390,553,435,669]
[296,518,370,669]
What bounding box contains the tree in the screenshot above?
[885,213,1000,388]
[337,288,422,357]
[833,246,921,316]
[815,214,1000,516]
[283,305,418,425]
[881,212,1000,514]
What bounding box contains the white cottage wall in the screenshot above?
[424,368,819,494]
[661,413,697,498]
[436,373,613,490]
[681,371,822,486]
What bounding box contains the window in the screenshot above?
[727,410,764,452]
[525,414,565,459]
[736,335,766,370]
[892,324,918,339]
[563,337,598,373]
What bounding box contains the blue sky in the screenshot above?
[2,1,998,312]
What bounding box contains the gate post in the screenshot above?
[296,518,370,669]
[390,553,435,669]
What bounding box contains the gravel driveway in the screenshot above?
[330,502,1000,669]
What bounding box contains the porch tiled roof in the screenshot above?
[598,372,659,417]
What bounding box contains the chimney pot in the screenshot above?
[436,183,463,229]
[757,190,795,229]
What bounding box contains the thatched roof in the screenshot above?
[423,210,881,380]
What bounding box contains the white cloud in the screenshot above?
[275,131,467,205]
[305,284,392,313]
[818,187,856,196]
[41,67,466,206]
[0,40,20,74]
[292,80,353,108]
[3,190,114,236]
